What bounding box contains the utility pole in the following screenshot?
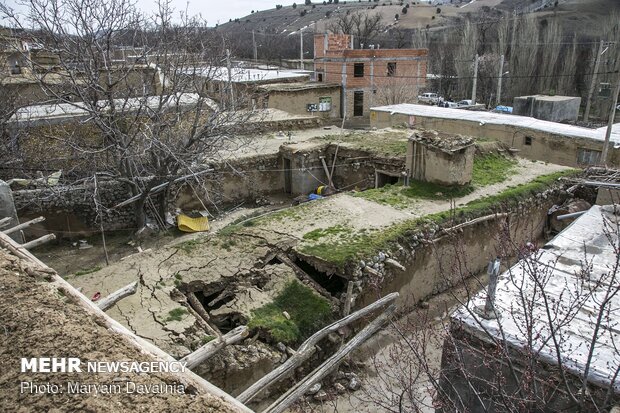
[300,27,304,70]
[471,54,479,104]
[584,39,605,123]
[496,54,505,106]
[601,62,620,165]
[226,48,235,110]
[252,31,258,64]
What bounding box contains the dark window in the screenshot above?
[317,73,323,82]
[353,91,364,116]
[599,83,611,98]
[577,148,601,165]
[354,63,364,77]
[387,62,396,77]
[524,136,533,146]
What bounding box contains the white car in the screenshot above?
[457,99,474,107]
[441,101,459,108]
[417,92,443,105]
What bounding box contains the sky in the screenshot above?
[2,0,277,27]
[133,0,275,26]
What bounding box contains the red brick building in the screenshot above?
[313,33,427,119]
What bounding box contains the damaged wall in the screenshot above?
[351,189,567,311]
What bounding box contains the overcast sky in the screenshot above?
[3,0,277,27]
[133,0,275,26]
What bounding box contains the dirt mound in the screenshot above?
[0,249,242,412]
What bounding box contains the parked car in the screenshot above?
[495,105,513,114]
[417,92,443,105]
[456,99,474,107]
[440,101,459,108]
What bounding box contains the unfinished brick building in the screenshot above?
[313,33,427,120]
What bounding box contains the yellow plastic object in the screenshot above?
[177,214,210,233]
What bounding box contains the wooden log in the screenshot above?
[21,233,56,250]
[342,281,354,317]
[0,231,253,413]
[0,231,48,268]
[441,213,508,235]
[0,217,12,229]
[180,326,248,369]
[3,216,45,235]
[237,292,398,404]
[276,253,338,305]
[385,258,406,272]
[98,281,139,311]
[264,303,397,413]
[187,291,222,337]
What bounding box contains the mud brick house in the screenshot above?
[313,33,427,120]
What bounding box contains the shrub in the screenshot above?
[292,2,297,8]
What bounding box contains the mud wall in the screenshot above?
[354,190,566,310]
[12,154,285,237]
[370,110,620,168]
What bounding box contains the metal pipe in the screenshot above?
[556,210,587,221]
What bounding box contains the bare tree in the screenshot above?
[354,207,620,413]
[327,11,386,48]
[2,0,255,229]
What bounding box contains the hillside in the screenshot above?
[217,0,619,39]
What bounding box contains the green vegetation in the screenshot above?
[472,154,518,186]
[74,266,102,276]
[165,307,188,322]
[175,238,205,253]
[303,225,351,241]
[354,154,518,207]
[312,131,409,156]
[201,335,216,344]
[249,280,332,344]
[403,180,474,199]
[302,170,578,268]
[353,184,413,208]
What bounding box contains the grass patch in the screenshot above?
[201,335,216,344]
[312,132,409,156]
[303,225,351,241]
[74,266,102,276]
[302,169,578,268]
[472,154,518,186]
[165,307,188,322]
[403,180,474,200]
[352,184,413,208]
[249,280,332,344]
[175,238,204,253]
[354,155,520,207]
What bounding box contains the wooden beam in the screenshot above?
[263,303,397,413]
[237,292,398,404]
[180,326,248,369]
[319,156,334,188]
[187,291,222,337]
[276,253,338,306]
[342,281,354,317]
[0,217,12,229]
[112,169,213,209]
[98,281,139,311]
[3,216,45,235]
[21,233,56,250]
